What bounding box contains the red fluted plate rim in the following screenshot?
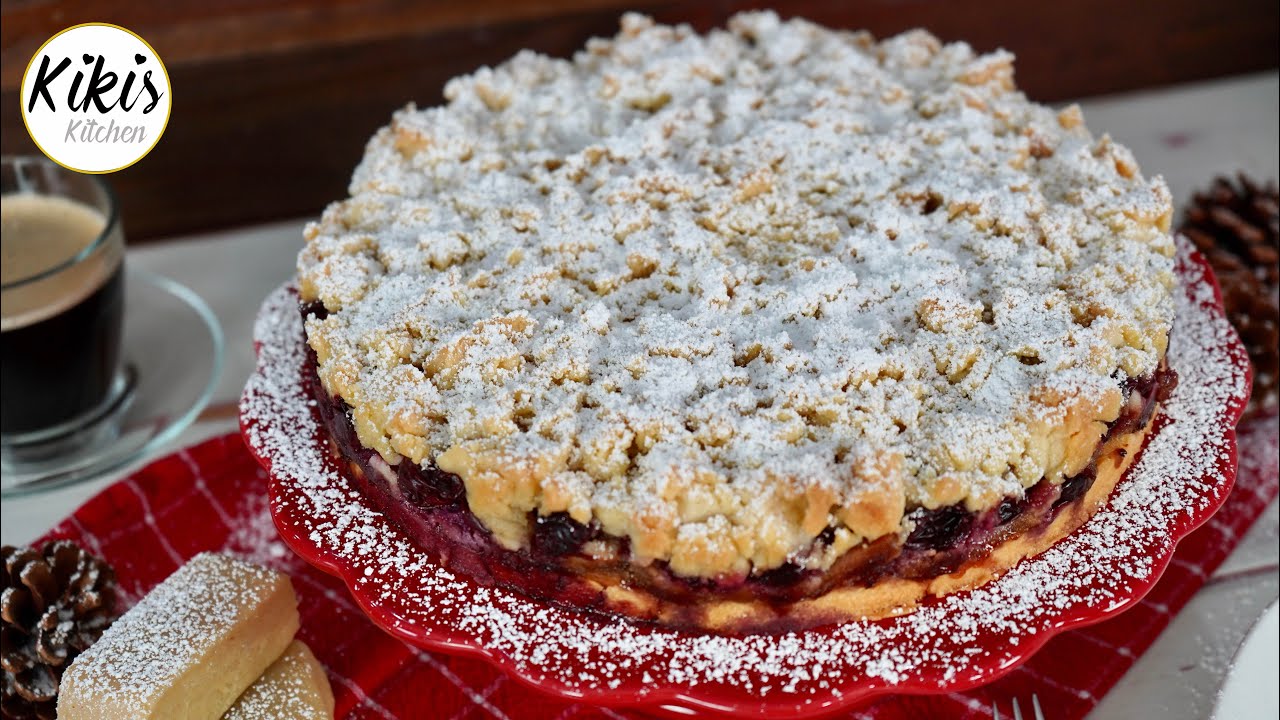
[241,242,1249,718]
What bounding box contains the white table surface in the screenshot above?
[3,72,1277,720]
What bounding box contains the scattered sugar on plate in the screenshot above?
[241,238,1246,704]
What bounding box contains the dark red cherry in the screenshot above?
[300,300,329,320]
[531,512,594,557]
[398,461,464,507]
[996,498,1020,525]
[1053,466,1097,509]
[755,562,807,588]
[905,505,973,551]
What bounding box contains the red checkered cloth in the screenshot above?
[40,417,1277,720]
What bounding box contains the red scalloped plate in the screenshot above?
[241,242,1249,718]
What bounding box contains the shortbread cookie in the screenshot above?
[224,640,333,720]
[59,553,299,719]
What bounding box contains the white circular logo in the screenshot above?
[20,24,171,174]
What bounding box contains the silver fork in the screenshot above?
[991,694,1046,720]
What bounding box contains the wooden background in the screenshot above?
[3,0,1277,242]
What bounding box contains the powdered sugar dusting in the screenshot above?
[58,553,291,715]
[222,490,302,572]
[223,641,331,720]
[241,239,1246,710]
[295,11,1177,574]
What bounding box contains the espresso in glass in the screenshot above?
[1,157,125,439]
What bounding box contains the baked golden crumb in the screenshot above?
[296,12,1175,610]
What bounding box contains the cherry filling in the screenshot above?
[299,303,1176,610]
[531,512,596,558]
[904,505,973,551]
[398,460,464,507]
[1053,466,1096,509]
[996,497,1021,524]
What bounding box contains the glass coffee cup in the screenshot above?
[1,156,130,460]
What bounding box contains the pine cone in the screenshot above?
[1,542,118,720]
[1180,174,1280,417]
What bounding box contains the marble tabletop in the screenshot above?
[2,72,1277,720]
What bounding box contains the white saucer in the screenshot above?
[0,268,223,496]
[1214,601,1280,720]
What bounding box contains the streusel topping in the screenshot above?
[298,12,1175,577]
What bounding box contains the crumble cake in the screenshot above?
[295,12,1177,630]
